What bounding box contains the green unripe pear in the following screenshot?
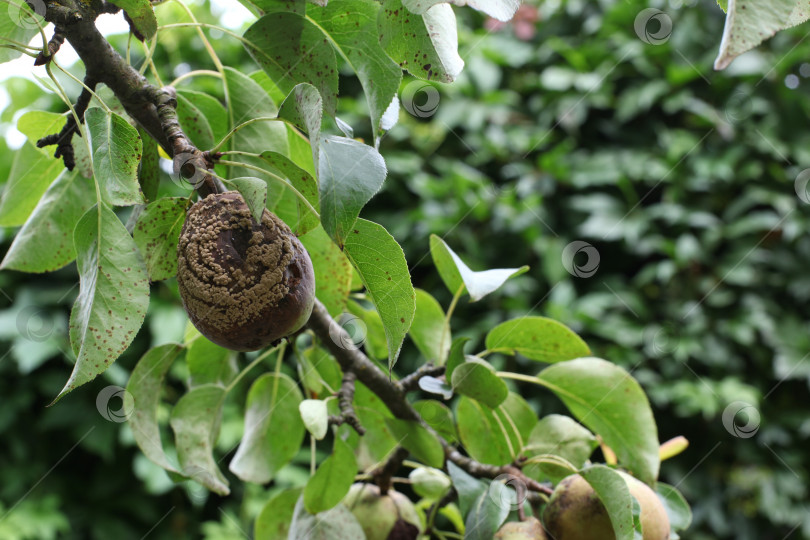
[343,483,422,540]
[543,473,670,540]
[495,517,549,539]
[409,467,451,500]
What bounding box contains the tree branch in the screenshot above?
[399,363,445,393]
[328,370,365,435]
[43,1,551,497]
[36,76,96,170]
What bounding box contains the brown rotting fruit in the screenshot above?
[177,191,315,351]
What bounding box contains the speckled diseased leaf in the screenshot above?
[230,373,305,483]
[137,126,159,202]
[259,151,319,235]
[402,0,519,21]
[176,89,229,143]
[1,169,95,273]
[85,107,144,206]
[309,0,402,135]
[176,93,216,150]
[170,384,230,495]
[378,0,463,82]
[107,0,157,39]
[485,316,591,363]
[58,203,150,401]
[300,226,352,317]
[243,12,338,115]
[223,67,289,179]
[133,197,187,281]
[343,219,415,370]
[318,136,386,245]
[0,141,64,227]
[127,344,184,473]
[715,0,810,69]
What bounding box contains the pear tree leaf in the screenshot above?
[127,344,184,473]
[58,203,150,400]
[230,373,305,483]
[429,234,528,301]
[133,197,188,281]
[85,107,144,206]
[485,316,590,363]
[537,358,660,484]
[343,219,416,370]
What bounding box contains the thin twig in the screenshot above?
[328,371,365,435]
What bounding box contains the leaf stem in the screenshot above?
[437,284,464,365]
[210,117,284,153]
[225,344,282,393]
[169,69,223,87]
[496,371,548,387]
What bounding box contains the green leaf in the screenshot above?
[127,344,184,473]
[170,384,230,495]
[429,234,528,301]
[384,417,444,468]
[289,497,366,539]
[0,2,42,64]
[447,461,487,516]
[0,141,63,226]
[85,107,145,205]
[378,0,463,82]
[343,219,416,369]
[133,197,188,281]
[185,333,237,387]
[579,466,639,540]
[451,358,508,408]
[0,169,95,273]
[300,399,329,440]
[410,289,450,363]
[58,203,150,400]
[279,83,323,148]
[522,414,598,483]
[308,0,402,134]
[176,93,216,150]
[299,225,353,317]
[223,67,289,177]
[107,0,157,39]
[537,358,660,484]
[223,178,267,222]
[445,336,468,379]
[346,300,388,361]
[485,316,590,363]
[655,482,692,532]
[402,0,519,21]
[230,372,305,483]
[318,136,386,245]
[137,126,159,202]
[304,437,358,513]
[465,484,510,540]
[413,399,457,444]
[244,12,338,115]
[353,407,399,470]
[176,89,229,143]
[259,151,319,235]
[255,488,303,540]
[714,0,809,70]
[522,454,578,484]
[16,110,92,179]
[456,392,536,466]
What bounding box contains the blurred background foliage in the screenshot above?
[1,0,809,538]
